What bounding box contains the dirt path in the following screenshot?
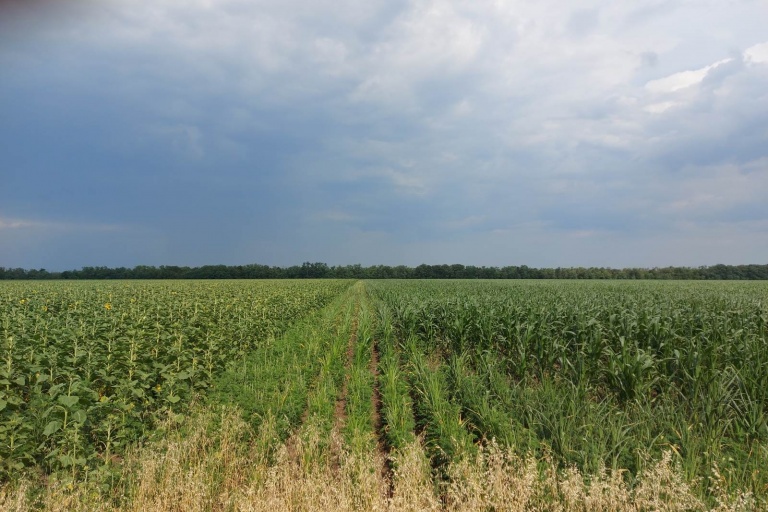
[285,300,350,463]
[282,283,393,495]
[332,300,359,436]
[370,335,394,496]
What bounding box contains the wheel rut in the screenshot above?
[371,335,394,497]
[326,295,359,473]
[285,300,348,463]
[281,283,394,496]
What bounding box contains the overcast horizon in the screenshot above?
[2,0,767,271]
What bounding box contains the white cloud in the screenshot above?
[3,0,768,267]
[745,41,768,64]
[645,58,733,93]
[0,217,124,232]
[0,218,47,230]
[644,101,678,113]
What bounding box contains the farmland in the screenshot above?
[0,280,348,478]
[1,279,767,510]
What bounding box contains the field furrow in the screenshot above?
[1,279,765,510]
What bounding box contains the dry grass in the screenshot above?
[0,407,761,511]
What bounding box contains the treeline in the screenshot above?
[1,262,768,280]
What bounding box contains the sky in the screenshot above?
[1,0,767,270]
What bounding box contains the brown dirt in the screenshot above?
[330,301,359,470]
[286,306,348,463]
[370,336,394,497]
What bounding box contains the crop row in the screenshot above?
[369,280,768,501]
[3,278,767,506]
[0,280,350,479]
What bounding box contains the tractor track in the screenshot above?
[371,335,394,497]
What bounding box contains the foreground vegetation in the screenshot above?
[1,279,766,510]
[2,406,748,511]
[0,280,349,478]
[370,281,768,504]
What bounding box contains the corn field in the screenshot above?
[1,279,766,510]
[370,280,768,502]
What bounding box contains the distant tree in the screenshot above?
[1,262,766,280]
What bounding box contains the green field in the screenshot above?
[1,280,766,510]
[0,280,348,477]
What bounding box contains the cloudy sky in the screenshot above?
[1,0,767,270]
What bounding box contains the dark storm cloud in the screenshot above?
[1,0,767,269]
